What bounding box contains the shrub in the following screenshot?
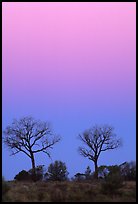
[101,171,123,195]
[73,173,86,182]
[14,165,45,182]
[28,165,45,181]
[14,170,31,181]
[45,160,69,181]
[120,161,136,181]
[98,165,109,179]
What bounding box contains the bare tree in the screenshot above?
[3,116,61,181]
[78,125,122,179]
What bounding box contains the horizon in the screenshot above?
[2,2,136,181]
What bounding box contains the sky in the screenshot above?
[2,2,136,180]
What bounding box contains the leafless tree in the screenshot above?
[3,116,61,181]
[78,125,122,179]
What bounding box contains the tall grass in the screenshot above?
[2,180,136,202]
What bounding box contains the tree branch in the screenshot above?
[32,138,60,154]
[78,147,95,161]
[78,125,121,165]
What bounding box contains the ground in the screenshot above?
[3,180,136,202]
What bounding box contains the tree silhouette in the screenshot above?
[45,160,69,181]
[78,124,121,179]
[3,116,61,181]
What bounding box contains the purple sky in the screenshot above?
[2,2,136,180]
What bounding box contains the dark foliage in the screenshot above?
[14,170,32,181]
[45,160,69,181]
[28,165,45,181]
[101,165,123,195]
[14,165,45,181]
[74,173,86,181]
[120,161,136,181]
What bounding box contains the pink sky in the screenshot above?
[3,3,135,107]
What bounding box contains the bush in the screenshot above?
[120,161,136,181]
[45,160,69,181]
[73,173,86,182]
[101,171,123,195]
[28,165,45,181]
[14,165,45,182]
[14,170,31,181]
[98,165,109,179]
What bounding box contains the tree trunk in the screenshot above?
[30,152,36,181]
[94,160,98,179]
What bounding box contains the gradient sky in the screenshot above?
[2,2,136,180]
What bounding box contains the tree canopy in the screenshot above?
[3,116,61,181]
[78,124,122,179]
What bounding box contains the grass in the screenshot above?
[2,180,136,202]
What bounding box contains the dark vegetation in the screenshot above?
[2,161,136,202]
[14,161,69,182]
[2,116,136,202]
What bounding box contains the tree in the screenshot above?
[45,160,69,181]
[3,116,61,181]
[78,125,121,179]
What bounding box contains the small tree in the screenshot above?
[3,116,61,181]
[78,125,121,179]
[45,160,69,181]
